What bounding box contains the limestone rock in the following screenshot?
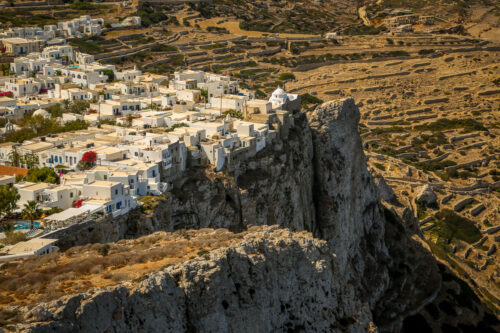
[17,99,447,332]
[415,185,438,208]
[374,177,398,204]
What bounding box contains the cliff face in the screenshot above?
[18,98,471,332]
[23,227,378,333]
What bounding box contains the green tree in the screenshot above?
[1,64,10,76]
[222,109,243,119]
[0,185,20,217]
[46,103,64,118]
[22,153,39,169]
[22,201,42,230]
[278,73,295,81]
[62,119,88,131]
[70,100,90,114]
[26,167,58,184]
[27,115,61,136]
[8,150,22,167]
[62,99,70,112]
[200,89,208,102]
[101,69,115,83]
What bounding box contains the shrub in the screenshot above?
[165,122,189,132]
[197,249,209,256]
[419,49,435,55]
[100,69,115,83]
[26,167,58,184]
[97,244,110,256]
[222,109,243,120]
[69,39,103,54]
[151,44,178,52]
[415,119,486,133]
[1,230,27,245]
[300,93,323,105]
[278,73,295,81]
[432,209,481,244]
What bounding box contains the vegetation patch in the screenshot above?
[414,119,486,133]
[69,39,104,55]
[430,209,481,244]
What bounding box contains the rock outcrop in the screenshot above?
[18,99,498,332]
[415,184,438,208]
[21,227,377,333]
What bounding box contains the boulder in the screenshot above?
[415,185,438,208]
[374,177,398,204]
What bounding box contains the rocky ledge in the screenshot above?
[4,98,499,332]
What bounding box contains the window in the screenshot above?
[115,189,118,195]
[70,192,73,198]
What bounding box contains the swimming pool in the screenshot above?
[0,221,40,231]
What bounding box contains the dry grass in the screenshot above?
[0,227,262,310]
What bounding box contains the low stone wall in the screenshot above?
[457,141,486,151]
[450,132,480,143]
[246,47,281,57]
[453,197,474,212]
[424,97,449,105]
[405,107,432,115]
[478,89,500,96]
[438,71,476,80]
[406,114,437,122]
[445,154,498,172]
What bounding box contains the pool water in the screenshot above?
[0,221,40,231]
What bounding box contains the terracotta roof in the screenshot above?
[0,165,29,177]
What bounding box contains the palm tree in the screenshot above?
[22,201,42,230]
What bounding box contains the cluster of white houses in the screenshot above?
[0,15,141,56]
[0,42,299,225]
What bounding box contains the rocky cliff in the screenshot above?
[15,99,499,332]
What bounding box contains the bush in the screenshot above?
[135,4,168,27]
[432,209,481,244]
[300,93,323,105]
[165,122,189,132]
[197,249,209,256]
[419,49,435,55]
[413,160,456,172]
[415,119,486,133]
[69,39,103,54]
[1,230,27,245]
[222,109,243,120]
[278,73,295,81]
[97,244,111,256]
[100,69,115,83]
[151,44,178,52]
[26,167,58,184]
